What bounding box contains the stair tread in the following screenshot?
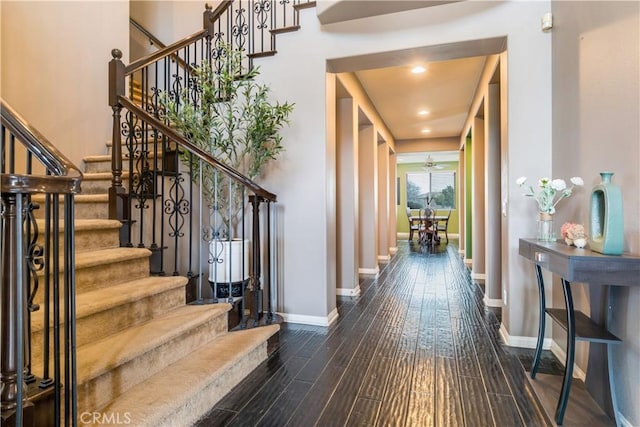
[82,171,130,180]
[35,219,122,231]
[96,324,279,426]
[35,248,150,276]
[76,247,151,268]
[84,152,165,163]
[77,303,232,382]
[31,276,188,332]
[32,193,109,203]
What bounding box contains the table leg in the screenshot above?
[531,264,546,378]
[555,278,575,425]
[606,286,620,427]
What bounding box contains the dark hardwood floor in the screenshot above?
[195,240,563,426]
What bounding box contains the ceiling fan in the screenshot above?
[424,154,444,170]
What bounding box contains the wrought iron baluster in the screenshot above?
[63,193,78,426]
[1,124,6,173]
[40,190,53,388]
[265,199,273,321]
[52,194,61,422]
[24,195,43,385]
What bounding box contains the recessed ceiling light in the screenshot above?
[421,129,431,133]
[411,66,426,74]
[418,110,430,116]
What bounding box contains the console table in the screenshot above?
[519,238,640,426]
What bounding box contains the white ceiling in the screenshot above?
[354,55,487,140]
[352,55,488,167]
[396,151,459,164]
[326,21,506,167]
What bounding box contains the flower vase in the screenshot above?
[537,212,556,242]
[589,172,624,255]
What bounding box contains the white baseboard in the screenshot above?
[377,254,391,262]
[550,341,586,381]
[471,272,486,281]
[499,323,552,349]
[464,258,472,266]
[336,286,361,297]
[397,232,410,239]
[358,266,379,275]
[280,308,339,327]
[483,295,502,307]
[448,233,460,238]
[458,249,465,256]
[389,247,398,255]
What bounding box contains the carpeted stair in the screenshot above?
[30,140,279,426]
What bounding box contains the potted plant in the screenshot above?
[163,44,293,298]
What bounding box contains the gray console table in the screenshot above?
[519,238,640,426]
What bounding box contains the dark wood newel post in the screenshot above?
[203,3,215,35]
[108,49,125,223]
[249,195,263,322]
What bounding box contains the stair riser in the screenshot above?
[84,160,130,174]
[77,314,228,413]
[81,178,129,195]
[75,228,120,252]
[156,343,268,427]
[34,257,150,305]
[77,202,110,219]
[32,201,109,220]
[30,286,185,368]
[36,227,120,253]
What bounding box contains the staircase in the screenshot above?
[31,142,279,426]
[3,2,319,425]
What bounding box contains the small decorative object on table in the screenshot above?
[517,176,584,241]
[560,222,588,248]
[589,172,624,255]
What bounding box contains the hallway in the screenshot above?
[196,241,562,426]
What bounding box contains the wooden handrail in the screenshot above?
[117,95,277,202]
[129,18,193,74]
[125,1,232,76]
[125,30,207,76]
[130,18,167,49]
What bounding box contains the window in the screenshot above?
[406,172,456,209]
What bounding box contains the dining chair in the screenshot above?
[406,207,420,240]
[436,209,451,243]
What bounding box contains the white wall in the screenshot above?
[551,1,640,424]
[1,1,130,167]
[253,1,552,328]
[1,0,553,333]
[358,124,377,272]
[336,97,359,295]
[130,1,204,55]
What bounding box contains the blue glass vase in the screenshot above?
[589,172,624,255]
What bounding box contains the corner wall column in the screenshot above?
[471,118,485,279]
[358,123,378,274]
[336,98,360,295]
[485,83,502,305]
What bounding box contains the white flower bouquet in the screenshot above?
[516,176,584,214]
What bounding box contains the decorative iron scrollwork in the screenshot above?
[233,6,249,51]
[164,174,190,238]
[23,197,43,312]
[254,0,272,30]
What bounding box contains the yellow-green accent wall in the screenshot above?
[396,162,460,237]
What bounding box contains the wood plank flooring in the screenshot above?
[195,240,563,426]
